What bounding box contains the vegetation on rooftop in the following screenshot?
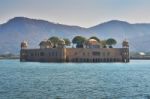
[47,36,117,48]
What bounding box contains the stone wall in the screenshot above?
[20,48,65,62]
[66,48,124,62]
[20,48,129,63]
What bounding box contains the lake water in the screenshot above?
[0,60,150,99]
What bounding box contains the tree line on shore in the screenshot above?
[48,36,117,48]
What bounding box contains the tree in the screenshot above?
[106,38,117,48]
[72,36,87,48]
[89,36,100,42]
[48,36,60,47]
[63,38,71,46]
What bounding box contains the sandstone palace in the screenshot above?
[20,36,130,63]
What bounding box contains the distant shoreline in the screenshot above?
[0,58,19,60]
[1,57,150,60]
[130,57,150,60]
[0,56,19,60]
[130,55,150,60]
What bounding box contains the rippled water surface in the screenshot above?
[0,60,150,99]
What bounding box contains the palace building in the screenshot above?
[20,38,130,63]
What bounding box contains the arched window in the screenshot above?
[49,52,51,56]
[87,58,89,62]
[84,58,86,62]
[107,58,109,62]
[104,58,106,62]
[110,58,112,62]
[31,53,34,56]
[55,52,57,56]
[114,58,116,62]
[40,52,44,56]
[75,58,78,62]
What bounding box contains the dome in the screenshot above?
[47,40,51,43]
[87,39,98,45]
[88,39,97,42]
[21,41,28,45]
[46,40,52,45]
[21,41,28,48]
[39,40,52,48]
[58,39,65,45]
[122,40,129,47]
[39,40,52,46]
[85,39,101,49]
[39,40,46,45]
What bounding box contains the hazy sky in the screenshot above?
[0,0,150,27]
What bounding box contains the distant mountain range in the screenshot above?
[0,17,150,54]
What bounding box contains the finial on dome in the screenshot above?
[21,40,28,49]
[122,39,129,48]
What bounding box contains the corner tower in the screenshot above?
[122,40,130,62]
[20,41,28,61]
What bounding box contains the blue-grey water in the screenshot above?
[0,60,150,99]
